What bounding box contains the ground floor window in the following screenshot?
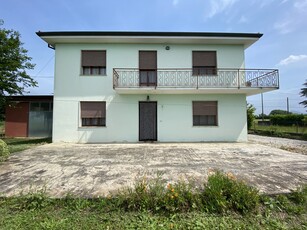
[192,101,218,126]
[80,101,106,127]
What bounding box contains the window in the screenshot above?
[30,102,53,112]
[81,50,106,75]
[192,51,217,75]
[139,51,157,86]
[192,101,218,126]
[80,102,106,127]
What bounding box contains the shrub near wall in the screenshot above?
[0,139,10,162]
[270,114,305,126]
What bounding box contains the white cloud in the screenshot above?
[294,0,307,11]
[205,0,238,18]
[275,0,307,34]
[274,19,293,34]
[238,15,248,23]
[278,55,307,66]
[172,0,179,6]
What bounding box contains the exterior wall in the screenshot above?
[5,102,29,137]
[53,43,247,143]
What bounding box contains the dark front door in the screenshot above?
[139,102,157,141]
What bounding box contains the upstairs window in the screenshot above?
[139,51,157,86]
[80,102,106,127]
[192,51,217,75]
[192,101,218,126]
[81,50,106,75]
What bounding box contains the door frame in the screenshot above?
[139,101,158,141]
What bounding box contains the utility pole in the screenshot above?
[287,97,289,114]
[261,93,264,121]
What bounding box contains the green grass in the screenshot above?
[251,120,307,140]
[0,173,306,229]
[252,123,306,134]
[2,137,51,153]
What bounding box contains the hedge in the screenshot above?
[270,114,305,126]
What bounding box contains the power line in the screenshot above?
[31,76,54,78]
[34,55,55,77]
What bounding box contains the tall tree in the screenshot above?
[299,79,307,108]
[0,20,37,119]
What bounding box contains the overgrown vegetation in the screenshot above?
[0,172,306,229]
[0,139,10,162]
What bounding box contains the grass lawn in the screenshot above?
[0,207,305,229]
[0,190,306,229]
[2,137,51,153]
[252,123,306,134]
[251,120,307,140]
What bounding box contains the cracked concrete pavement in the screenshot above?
[0,137,306,197]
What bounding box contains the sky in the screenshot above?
[1,0,307,114]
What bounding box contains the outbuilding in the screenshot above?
[5,95,53,137]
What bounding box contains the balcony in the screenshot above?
[113,68,279,95]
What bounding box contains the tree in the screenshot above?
[247,103,255,130]
[299,79,307,108]
[0,20,37,118]
[269,109,290,116]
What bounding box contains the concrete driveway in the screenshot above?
[0,139,307,197]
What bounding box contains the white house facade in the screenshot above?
[37,31,279,143]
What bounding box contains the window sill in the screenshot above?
[78,126,107,129]
[192,125,219,127]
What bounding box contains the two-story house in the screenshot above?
[36,31,279,143]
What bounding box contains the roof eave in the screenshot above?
[36,31,262,49]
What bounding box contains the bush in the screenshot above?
[0,139,10,162]
[114,174,200,213]
[202,171,259,214]
[109,171,260,215]
[270,114,305,126]
[247,104,255,130]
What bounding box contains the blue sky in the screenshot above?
[1,0,307,114]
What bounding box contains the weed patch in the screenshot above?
[0,139,10,162]
[0,172,306,229]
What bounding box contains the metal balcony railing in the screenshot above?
[113,68,279,89]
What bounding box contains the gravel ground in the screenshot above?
[248,134,307,155]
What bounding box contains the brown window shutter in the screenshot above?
[82,51,106,67]
[192,51,216,67]
[81,102,106,118]
[139,51,157,69]
[193,101,217,115]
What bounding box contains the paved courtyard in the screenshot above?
[0,137,307,197]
